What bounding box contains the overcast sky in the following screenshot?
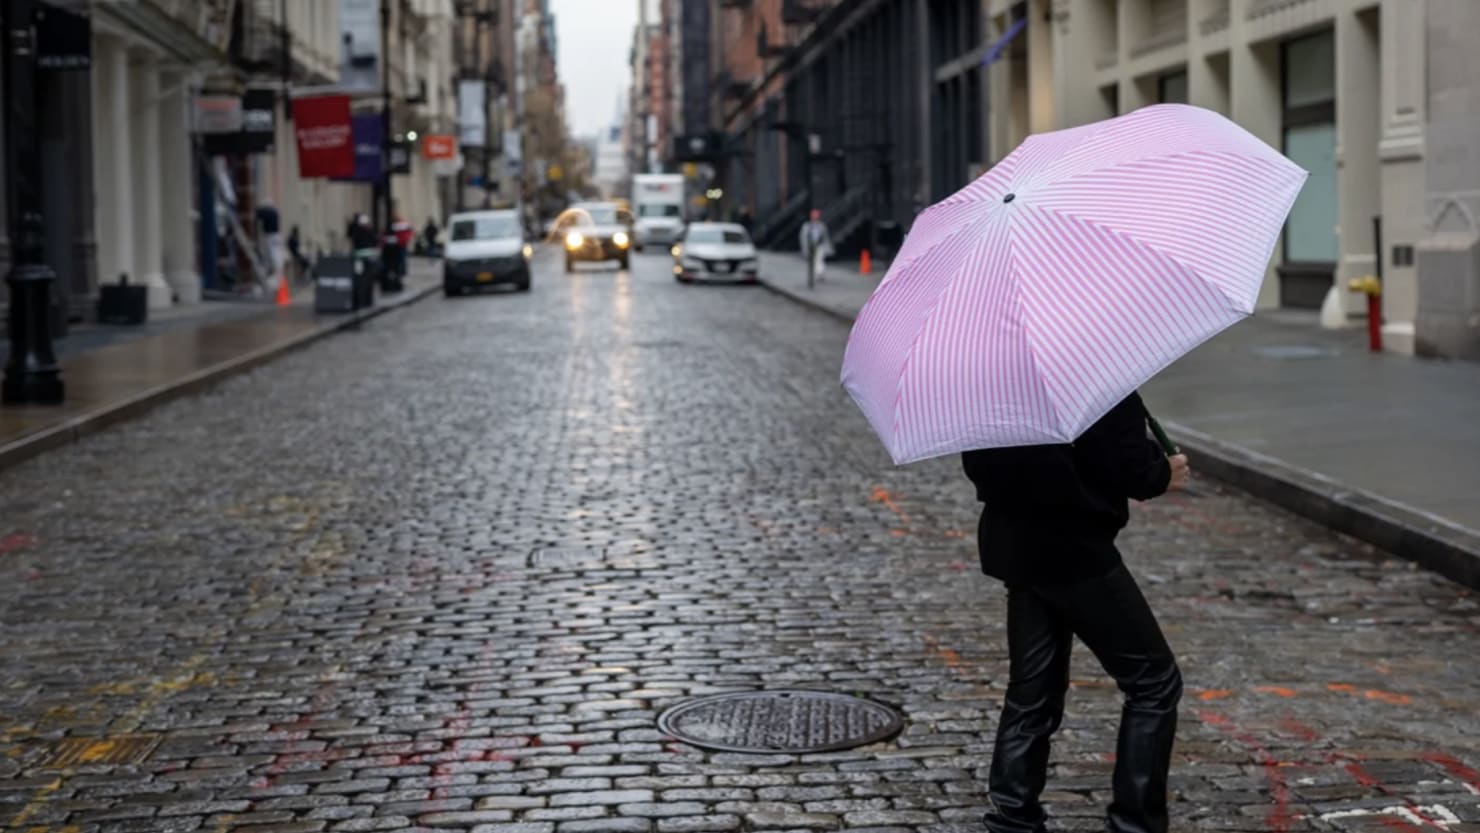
[552,0,645,139]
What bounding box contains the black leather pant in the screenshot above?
[984,564,1182,833]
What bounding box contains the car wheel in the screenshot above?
[565,257,574,273]
[619,255,631,271]
[517,270,532,292]
[442,281,461,297]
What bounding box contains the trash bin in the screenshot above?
[97,274,148,325]
[313,256,358,314]
[876,221,903,259]
[354,256,377,309]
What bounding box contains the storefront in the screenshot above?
[1279,29,1338,309]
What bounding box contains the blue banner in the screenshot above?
[333,113,383,183]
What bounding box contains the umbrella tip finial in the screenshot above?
[1003,193,1016,204]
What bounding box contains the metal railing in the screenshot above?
[754,190,812,250]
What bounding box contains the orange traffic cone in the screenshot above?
[275,273,291,307]
[859,248,872,275]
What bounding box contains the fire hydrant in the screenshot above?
[1348,275,1382,352]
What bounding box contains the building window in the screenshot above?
[1279,29,1337,307]
[1158,70,1187,104]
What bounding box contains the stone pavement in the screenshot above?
[0,260,440,473]
[0,248,1476,833]
[756,251,1480,583]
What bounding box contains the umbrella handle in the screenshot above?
[1146,414,1178,456]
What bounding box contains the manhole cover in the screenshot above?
[35,734,161,768]
[1252,344,1337,360]
[657,690,904,754]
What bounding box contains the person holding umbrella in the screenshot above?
[840,104,1307,833]
[963,396,1190,833]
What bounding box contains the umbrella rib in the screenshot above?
[1025,201,1249,312]
[880,202,994,284]
[1017,108,1250,191]
[1002,222,1073,442]
[887,213,1070,454]
[888,223,999,455]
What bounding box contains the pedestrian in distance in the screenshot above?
[349,214,378,256]
[255,201,285,286]
[963,393,1191,833]
[381,213,413,292]
[799,208,832,285]
[421,217,441,257]
[286,225,309,283]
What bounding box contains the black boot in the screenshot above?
[1037,565,1182,833]
[985,587,1073,833]
[1105,674,1180,833]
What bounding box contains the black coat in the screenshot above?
[961,392,1171,587]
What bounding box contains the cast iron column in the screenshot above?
[3,0,64,404]
[379,0,393,229]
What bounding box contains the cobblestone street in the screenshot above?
[1,250,1477,833]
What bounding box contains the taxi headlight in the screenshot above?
[565,231,584,249]
[522,244,534,259]
[613,231,630,248]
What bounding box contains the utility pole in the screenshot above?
[378,0,394,231]
[3,0,64,404]
[479,2,492,209]
[280,0,291,119]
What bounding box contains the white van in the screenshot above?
[631,173,686,250]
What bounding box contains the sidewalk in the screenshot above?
[0,260,440,473]
[758,251,1480,587]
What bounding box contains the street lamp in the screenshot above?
[378,0,394,230]
[3,0,64,404]
[767,120,820,290]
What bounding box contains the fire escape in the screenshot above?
[746,0,885,255]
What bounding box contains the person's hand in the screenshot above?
[1167,453,1191,491]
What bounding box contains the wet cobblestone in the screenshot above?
[1,251,1478,832]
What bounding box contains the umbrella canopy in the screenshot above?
[841,104,1307,465]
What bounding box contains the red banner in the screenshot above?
[422,134,456,160]
[291,95,354,179]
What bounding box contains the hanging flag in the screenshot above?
[458,80,487,146]
[332,113,385,182]
[981,16,1028,66]
[238,88,277,154]
[292,95,355,178]
[422,135,456,160]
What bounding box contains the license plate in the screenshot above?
[477,271,494,282]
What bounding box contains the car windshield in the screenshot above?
[687,228,749,245]
[573,205,618,225]
[638,204,681,218]
[450,216,519,241]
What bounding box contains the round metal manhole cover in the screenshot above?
[657,690,904,754]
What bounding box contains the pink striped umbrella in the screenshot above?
[841,104,1307,464]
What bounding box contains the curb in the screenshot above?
[0,282,440,475]
[1164,424,1480,590]
[756,276,862,325]
[759,274,1480,591]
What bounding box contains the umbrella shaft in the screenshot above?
[1147,415,1177,456]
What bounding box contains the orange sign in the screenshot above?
[422,134,456,160]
